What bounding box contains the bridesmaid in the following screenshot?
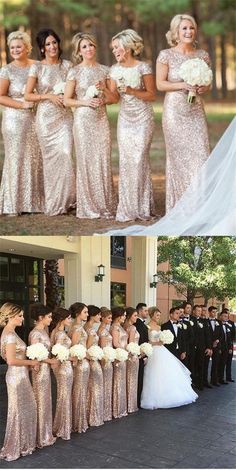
[28,304,58,448]
[0,31,44,215]
[69,302,90,433]
[98,308,113,422]
[50,308,74,440]
[156,14,211,212]
[0,303,38,461]
[110,307,128,418]
[25,28,75,216]
[110,29,156,221]
[124,307,140,413]
[84,305,104,427]
[64,32,116,219]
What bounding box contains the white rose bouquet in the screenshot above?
[140,342,153,357]
[26,343,49,361]
[179,58,213,103]
[115,348,128,362]
[110,67,141,90]
[159,330,174,345]
[53,81,66,95]
[87,345,104,361]
[51,344,69,362]
[126,342,140,356]
[103,346,116,363]
[69,344,87,360]
[85,85,100,98]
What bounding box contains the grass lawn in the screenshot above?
[0,101,235,235]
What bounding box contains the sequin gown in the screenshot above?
[110,62,155,221]
[67,64,116,219]
[98,326,113,421]
[126,325,140,413]
[86,327,104,427]
[71,324,90,433]
[52,330,73,440]
[28,60,75,215]
[156,49,211,212]
[111,324,128,418]
[0,63,44,214]
[28,328,56,448]
[0,330,37,461]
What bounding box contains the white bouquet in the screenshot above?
[69,344,87,360]
[87,345,104,361]
[85,85,100,98]
[103,346,116,363]
[140,342,153,357]
[51,344,69,362]
[26,343,49,361]
[53,81,66,95]
[159,330,174,345]
[127,342,140,356]
[179,58,213,103]
[115,348,128,362]
[110,66,141,90]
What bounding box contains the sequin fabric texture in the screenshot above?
[0,331,37,461]
[28,60,76,215]
[67,64,116,218]
[71,324,90,433]
[111,62,155,221]
[125,325,140,413]
[98,327,113,421]
[86,326,104,427]
[28,328,56,448]
[157,48,211,212]
[0,63,44,214]
[111,324,128,418]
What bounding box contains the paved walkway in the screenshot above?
[0,361,235,469]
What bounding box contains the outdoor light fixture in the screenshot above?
[95,264,105,282]
[150,273,158,288]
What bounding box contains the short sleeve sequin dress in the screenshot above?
[0,331,37,461]
[110,324,128,418]
[67,64,116,219]
[110,62,155,221]
[28,327,56,448]
[0,63,44,214]
[125,325,140,413]
[86,327,104,427]
[98,326,113,422]
[156,48,211,212]
[28,60,75,215]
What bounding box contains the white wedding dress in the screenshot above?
[104,117,236,235]
[141,330,198,409]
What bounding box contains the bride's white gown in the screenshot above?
[104,117,236,236]
[141,330,198,409]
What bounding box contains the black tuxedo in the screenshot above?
[218,321,232,382]
[226,320,235,381]
[208,319,222,384]
[135,318,149,407]
[161,320,186,359]
[192,317,211,389]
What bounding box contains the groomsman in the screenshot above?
[218,311,232,384]
[182,302,196,376]
[179,305,192,367]
[135,303,149,408]
[191,305,212,390]
[161,307,186,360]
[208,306,222,386]
[222,308,235,382]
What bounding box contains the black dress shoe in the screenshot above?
[219,380,228,385]
[204,383,213,389]
[227,379,235,382]
[211,382,220,387]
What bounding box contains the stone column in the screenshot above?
[131,236,158,307]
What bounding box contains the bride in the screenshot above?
[141,308,198,409]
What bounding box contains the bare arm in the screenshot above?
[111,328,121,349]
[156,61,188,92]
[64,78,103,109]
[118,74,156,102]
[0,77,33,109]
[25,75,64,107]
[6,342,39,367]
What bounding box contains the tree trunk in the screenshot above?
[220,34,227,98]
[207,36,218,99]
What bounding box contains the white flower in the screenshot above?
[177,323,183,329]
[85,85,99,98]
[110,66,141,88]
[159,330,174,345]
[103,346,116,362]
[140,342,153,357]
[215,321,219,326]
[69,344,86,360]
[190,321,194,326]
[53,81,66,95]
[198,322,204,328]
[52,344,69,362]
[183,324,187,330]
[26,343,49,361]
[127,342,140,356]
[115,348,128,362]
[179,58,213,86]
[87,345,104,361]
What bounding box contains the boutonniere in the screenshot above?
[146,325,150,330]
[183,324,187,330]
[177,323,182,329]
[226,322,232,328]
[198,322,203,328]
[215,321,219,326]
[190,321,194,326]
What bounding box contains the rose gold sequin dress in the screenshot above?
[28,60,75,215]
[110,62,155,221]
[28,327,56,448]
[0,63,44,214]
[86,327,104,427]
[0,330,37,461]
[67,64,116,219]
[71,324,90,433]
[98,326,113,422]
[52,330,73,440]
[156,49,211,212]
[125,325,140,413]
[111,324,128,418]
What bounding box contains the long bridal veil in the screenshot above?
[104,117,236,236]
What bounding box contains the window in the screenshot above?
[111,236,126,269]
[111,282,126,307]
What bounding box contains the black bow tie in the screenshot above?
[183,317,189,320]
[172,322,178,324]
[210,319,216,322]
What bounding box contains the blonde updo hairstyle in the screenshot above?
[148,306,161,319]
[7,30,32,55]
[112,29,144,57]
[0,302,23,328]
[71,32,97,64]
[166,14,197,47]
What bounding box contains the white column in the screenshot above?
[131,236,157,307]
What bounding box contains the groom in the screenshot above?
[135,302,149,408]
[161,307,186,361]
